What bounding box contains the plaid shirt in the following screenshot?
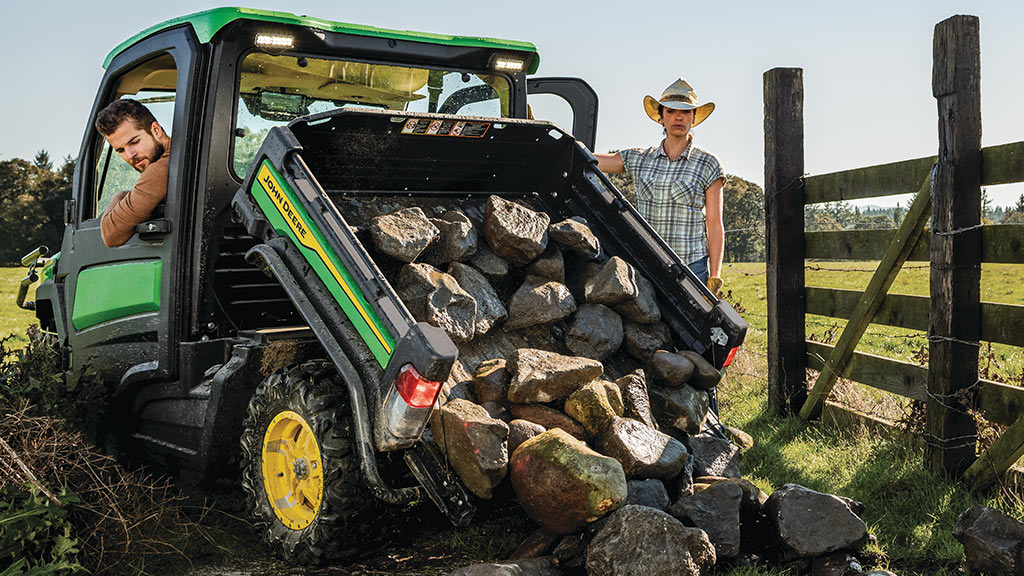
[620,139,724,264]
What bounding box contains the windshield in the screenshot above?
[233,52,512,177]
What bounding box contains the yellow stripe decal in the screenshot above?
[256,164,392,355]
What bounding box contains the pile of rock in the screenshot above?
[367,196,872,575]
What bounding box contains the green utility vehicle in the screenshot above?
[18,8,745,561]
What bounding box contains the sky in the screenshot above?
[3,0,1022,207]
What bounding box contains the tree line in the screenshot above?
[0,151,73,266]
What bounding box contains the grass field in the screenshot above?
[3,263,1023,574]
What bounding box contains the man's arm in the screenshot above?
[594,152,625,174]
[705,177,725,279]
[100,156,169,247]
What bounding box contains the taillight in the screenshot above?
[394,364,443,408]
[721,346,739,368]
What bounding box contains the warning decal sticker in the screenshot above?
[401,118,489,138]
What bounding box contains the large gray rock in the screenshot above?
[680,351,721,390]
[615,370,658,430]
[687,433,742,478]
[953,505,1024,576]
[585,256,641,305]
[484,196,550,266]
[449,262,507,336]
[650,385,710,435]
[565,304,623,361]
[548,217,601,260]
[510,429,627,535]
[397,263,477,342]
[473,358,509,405]
[668,481,743,559]
[586,505,716,576]
[507,348,603,404]
[625,479,671,511]
[450,557,561,576]
[424,209,478,265]
[509,403,586,440]
[470,242,510,283]
[624,321,673,362]
[525,244,566,283]
[506,276,577,330]
[429,398,509,499]
[595,417,688,480]
[508,419,547,456]
[564,381,623,437]
[766,484,868,559]
[369,207,439,262]
[613,273,661,324]
[649,350,696,387]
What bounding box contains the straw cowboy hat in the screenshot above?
[644,79,715,127]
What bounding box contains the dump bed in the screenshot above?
[232,108,747,447]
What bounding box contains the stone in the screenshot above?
[369,207,439,262]
[564,381,621,437]
[470,242,510,283]
[548,217,601,260]
[509,404,586,440]
[624,321,673,362]
[552,534,586,570]
[510,429,627,535]
[586,505,716,576]
[725,425,755,452]
[450,557,561,576]
[595,417,689,480]
[687,433,742,478]
[565,304,623,361]
[668,481,743,559]
[507,348,603,404]
[564,258,603,303]
[614,370,658,429]
[625,479,671,511]
[508,419,546,456]
[506,276,577,330]
[600,380,625,417]
[397,263,477,342]
[810,552,864,576]
[953,505,1024,576]
[680,350,721,390]
[650,385,710,435]
[481,401,509,422]
[429,398,509,499]
[473,358,509,405]
[649,350,696,387]
[424,209,478,264]
[525,244,565,283]
[766,484,869,559]
[585,256,640,305]
[484,195,550,266]
[449,262,507,336]
[510,528,561,561]
[613,273,661,324]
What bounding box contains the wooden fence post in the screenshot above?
[926,15,982,477]
[764,68,806,415]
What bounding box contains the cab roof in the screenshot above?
[104,7,540,73]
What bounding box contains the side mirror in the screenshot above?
[21,245,48,267]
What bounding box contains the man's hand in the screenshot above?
[706,276,723,297]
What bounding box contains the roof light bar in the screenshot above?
[493,58,525,72]
[255,34,294,49]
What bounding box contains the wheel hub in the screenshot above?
[261,410,324,530]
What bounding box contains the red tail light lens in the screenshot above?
[722,346,739,368]
[394,364,443,408]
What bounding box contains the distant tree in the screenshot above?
[1015,194,1024,214]
[1002,210,1024,225]
[0,159,49,264]
[33,150,52,172]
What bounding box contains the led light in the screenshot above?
[721,346,739,368]
[255,34,294,49]
[493,58,525,72]
[394,364,443,408]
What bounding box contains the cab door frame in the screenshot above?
[527,77,599,150]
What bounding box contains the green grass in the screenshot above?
[0,267,40,344]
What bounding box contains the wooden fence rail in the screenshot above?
[765,14,1024,485]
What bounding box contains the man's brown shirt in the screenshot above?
[101,152,169,247]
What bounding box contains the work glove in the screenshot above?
[706,276,723,297]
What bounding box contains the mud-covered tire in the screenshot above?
[240,361,373,563]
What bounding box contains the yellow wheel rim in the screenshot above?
[261,410,324,530]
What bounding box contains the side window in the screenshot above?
[91,53,177,219]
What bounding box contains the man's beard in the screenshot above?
[132,141,165,173]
